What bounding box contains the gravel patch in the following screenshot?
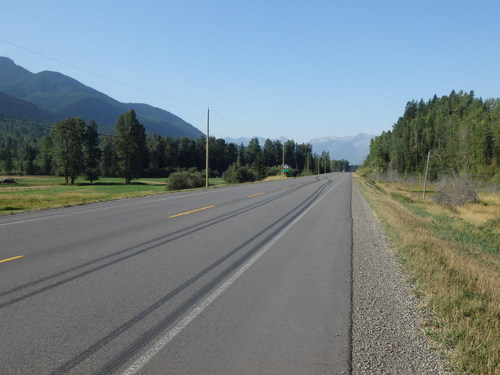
[351,183,454,375]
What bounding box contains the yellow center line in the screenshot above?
[0,255,24,264]
[169,205,215,218]
[247,192,265,198]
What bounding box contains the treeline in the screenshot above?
[0,109,350,184]
[365,90,500,180]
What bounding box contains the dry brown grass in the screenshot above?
[458,192,500,231]
[262,175,288,181]
[354,174,500,375]
[138,180,168,185]
[375,180,500,233]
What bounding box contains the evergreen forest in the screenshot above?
[364,90,500,181]
[0,109,348,184]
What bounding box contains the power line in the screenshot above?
[0,38,260,141]
[210,109,257,139]
[0,37,204,108]
[1,38,269,140]
[0,38,263,140]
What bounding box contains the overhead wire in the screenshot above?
[0,37,252,140]
[0,37,204,108]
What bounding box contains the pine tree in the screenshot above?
[100,136,118,177]
[114,110,146,184]
[37,136,53,175]
[246,138,262,167]
[237,143,246,166]
[1,139,14,174]
[51,117,85,184]
[263,139,277,167]
[83,120,101,184]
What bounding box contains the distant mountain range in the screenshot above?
[309,133,374,165]
[224,136,281,146]
[0,57,203,138]
[225,134,374,165]
[1,57,373,162]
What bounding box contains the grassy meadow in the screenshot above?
[354,174,499,375]
[0,175,225,215]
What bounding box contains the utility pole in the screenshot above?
[205,107,209,188]
[422,150,431,200]
[282,141,285,177]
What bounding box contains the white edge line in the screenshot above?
[120,179,343,375]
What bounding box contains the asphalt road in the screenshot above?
[0,173,353,375]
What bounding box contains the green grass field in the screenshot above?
[0,176,225,215]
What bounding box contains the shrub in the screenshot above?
[223,164,257,184]
[434,176,480,207]
[266,166,281,177]
[202,168,220,178]
[168,171,204,191]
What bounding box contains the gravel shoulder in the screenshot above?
[351,183,454,374]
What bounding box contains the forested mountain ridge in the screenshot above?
[0,58,350,180]
[364,90,500,180]
[0,91,56,122]
[0,57,203,138]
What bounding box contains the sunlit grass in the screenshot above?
[354,174,499,375]
[457,192,500,232]
[263,175,288,181]
[375,180,500,234]
[0,175,227,215]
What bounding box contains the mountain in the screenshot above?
[309,133,374,165]
[225,134,373,165]
[0,57,203,138]
[224,136,273,146]
[0,91,56,122]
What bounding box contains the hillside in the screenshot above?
[0,57,203,138]
[0,91,56,122]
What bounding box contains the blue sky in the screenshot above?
[1,0,499,142]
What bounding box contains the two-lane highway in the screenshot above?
[0,173,352,374]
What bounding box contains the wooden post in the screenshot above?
[422,150,431,200]
[205,107,209,188]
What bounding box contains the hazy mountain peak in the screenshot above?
[310,135,354,143]
[309,133,375,164]
[224,133,374,164]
